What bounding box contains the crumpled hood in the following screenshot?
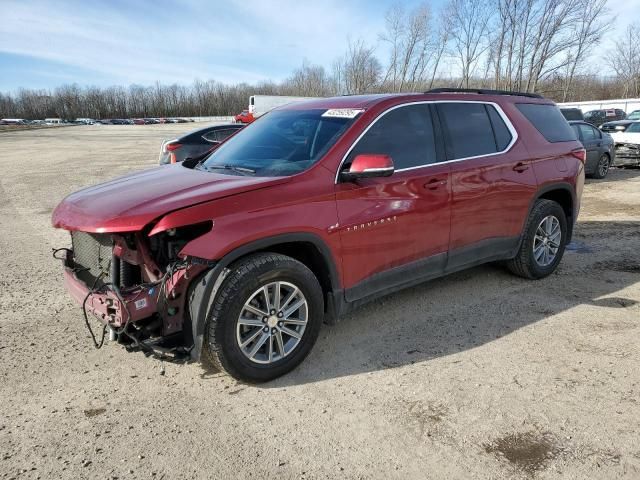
[612,131,640,144]
[52,164,288,233]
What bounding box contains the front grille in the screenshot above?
[71,231,113,286]
[601,125,617,132]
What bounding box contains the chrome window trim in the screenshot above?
[335,100,519,183]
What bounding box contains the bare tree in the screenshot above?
[282,61,333,96]
[333,38,381,94]
[560,0,609,101]
[448,0,492,88]
[606,22,640,98]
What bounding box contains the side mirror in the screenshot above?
[340,154,395,182]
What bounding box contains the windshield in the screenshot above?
[626,122,640,133]
[201,109,357,176]
[628,111,640,120]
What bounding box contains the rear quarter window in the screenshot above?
[516,103,576,143]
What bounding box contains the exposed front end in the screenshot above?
[57,227,210,356]
[613,142,640,167]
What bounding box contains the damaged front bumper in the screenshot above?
[613,143,640,167]
[58,239,208,357]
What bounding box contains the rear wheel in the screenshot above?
[203,253,323,382]
[590,153,610,179]
[506,199,568,279]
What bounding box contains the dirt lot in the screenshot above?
[0,125,639,479]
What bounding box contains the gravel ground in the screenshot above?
[0,125,638,480]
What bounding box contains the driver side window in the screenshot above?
[346,104,436,170]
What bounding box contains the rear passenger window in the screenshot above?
[347,104,436,170]
[516,103,577,142]
[437,103,500,159]
[578,124,596,141]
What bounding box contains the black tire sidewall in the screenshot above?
[207,256,323,382]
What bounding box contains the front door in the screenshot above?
[334,103,451,301]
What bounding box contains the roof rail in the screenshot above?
[425,88,543,99]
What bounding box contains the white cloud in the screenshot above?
[0,0,384,87]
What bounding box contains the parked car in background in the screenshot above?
[159,123,244,164]
[583,108,626,127]
[53,89,585,382]
[143,118,159,124]
[612,121,640,167]
[560,108,584,121]
[569,120,614,178]
[600,119,636,138]
[234,110,255,124]
[0,118,27,125]
[627,110,640,120]
[132,118,145,125]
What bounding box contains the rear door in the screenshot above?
[436,101,537,269]
[335,103,451,301]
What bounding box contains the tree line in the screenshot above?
[1,0,638,120]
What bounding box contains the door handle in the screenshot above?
[425,178,447,190]
[513,162,529,173]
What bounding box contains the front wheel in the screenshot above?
[506,199,568,279]
[203,253,324,382]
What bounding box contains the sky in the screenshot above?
[0,0,638,92]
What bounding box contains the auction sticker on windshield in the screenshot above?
[321,109,364,119]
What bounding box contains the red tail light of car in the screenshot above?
[165,142,182,163]
[571,148,586,163]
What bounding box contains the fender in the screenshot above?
[186,232,342,361]
[519,181,577,248]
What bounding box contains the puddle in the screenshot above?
[485,432,558,473]
[565,241,594,253]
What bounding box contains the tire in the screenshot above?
[506,199,568,280]
[203,253,324,382]
[590,153,610,179]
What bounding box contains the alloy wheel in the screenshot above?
[598,155,610,177]
[236,281,308,364]
[533,215,561,267]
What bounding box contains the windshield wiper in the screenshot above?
[204,164,256,175]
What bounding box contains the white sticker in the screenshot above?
[134,298,148,310]
[321,109,364,119]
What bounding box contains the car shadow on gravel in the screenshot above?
[261,220,640,387]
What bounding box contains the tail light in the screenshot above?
[164,142,182,164]
[165,142,182,152]
[571,148,586,163]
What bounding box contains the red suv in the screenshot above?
[52,89,585,382]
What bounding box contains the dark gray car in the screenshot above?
[159,123,244,164]
[569,121,615,179]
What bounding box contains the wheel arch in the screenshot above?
[528,183,575,242]
[186,233,341,361]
